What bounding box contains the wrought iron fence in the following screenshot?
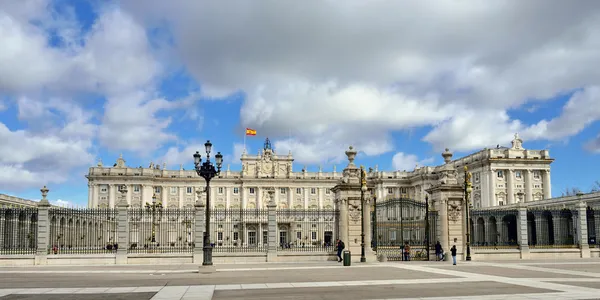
[587,206,598,246]
[527,206,578,248]
[128,208,195,253]
[48,207,118,254]
[210,209,269,253]
[276,209,339,253]
[0,207,38,255]
[471,208,519,249]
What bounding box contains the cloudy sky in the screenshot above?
[1,0,600,205]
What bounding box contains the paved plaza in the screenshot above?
[1,260,600,299]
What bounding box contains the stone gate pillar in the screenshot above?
[426,149,466,261]
[331,146,377,263]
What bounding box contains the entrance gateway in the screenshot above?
[372,197,437,261]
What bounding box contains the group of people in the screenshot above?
[335,239,458,265]
[434,241,458,265]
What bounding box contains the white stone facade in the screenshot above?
[86,135,553,209]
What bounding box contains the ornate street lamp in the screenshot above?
[425,194,430,261]
[145,193,162,243]
[193,140,223,266]
[464,166,473,261]
[372,190,377,252]
[360,165,368,263]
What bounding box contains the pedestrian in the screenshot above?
[435,241,443,261]
[336,239,345,262]
[403,241,411,261]
[451,245,457,265]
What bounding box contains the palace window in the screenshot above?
[154,187,161,193]
[325,189,330,195]
[474,172,480,182]
[297,231,302,240]
[311,232,317,240]
[387,188,393,194]
[249,187,255,194]
[280,188,286,194]
[310,188,316,195]
[233,187,239,194]
[534,184,541,189]
[100,185,108,193]
[218,187,224,194]
[233,232,239,241]
[170,187,177,194]
[133,185,140,193]
[217,232,223,241]
[296,188,302,194]
[533,171,541,179]
[515,171,522,178]
[186,187,193,194]
[497,170,504,178]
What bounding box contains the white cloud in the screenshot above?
[585,134,600,153]
[121,1,600,161]
[392,152,434,172]
[51,199,72,207]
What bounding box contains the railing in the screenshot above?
[527,207,578,248]
[471,208,519,250]
[0,207,38,255]
[276,209,339,253]
[211,209,269,253]
[48,207,118,254]
[128,208,195,253]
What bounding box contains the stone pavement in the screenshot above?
[1,260,600,299]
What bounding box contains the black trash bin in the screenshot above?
[343,250,351,266]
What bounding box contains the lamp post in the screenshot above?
[360,166,368,263]
[193,140,223,266]
[425,194,430,261]
[372,191,377,252]
[145,193,162,244]
[463,166,473,261]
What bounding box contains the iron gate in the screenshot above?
[371,197,437,261]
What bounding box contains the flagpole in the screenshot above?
[244,129,247,152]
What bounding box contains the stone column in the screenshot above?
[525,170,533,203]
[543,170,551,199]
[438,198,449,256]
[363,192,372,252]
[87,183,93,208]
[267,190,277,262]
[108,185,115,208]
[241,185,247,209]
[161,186,168,207]
[256,187,262,209]
[507,169,515,205]
[35,186,51,265]
[116,196,129,265]
[193,190,206,264]
[488,170,495,207]
[338,198,349,247]
[517,204,530,259]
[179,187,185,208]
[287,187,293,208]
[578,202,590,258]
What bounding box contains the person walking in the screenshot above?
[450,245,457,265]
[336,239,345,263]
[435,241,443,261]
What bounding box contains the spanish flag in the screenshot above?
[245,128,257,136]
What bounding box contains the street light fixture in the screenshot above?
[360,165,368,263]
[193,140,223,266]
[145,193,162,243]
[464,166,473,261]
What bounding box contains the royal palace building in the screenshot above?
[86,135,554,210]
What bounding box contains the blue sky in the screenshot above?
[1,1,600,206]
